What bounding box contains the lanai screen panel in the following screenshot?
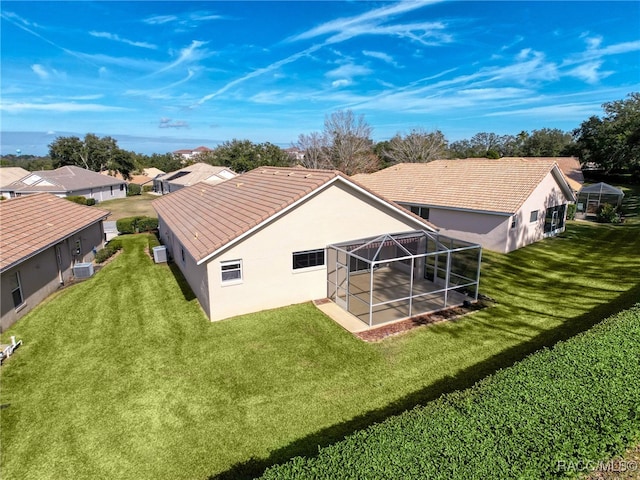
[327,231,482,327]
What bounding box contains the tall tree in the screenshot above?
[293,131,329,169]
[205,139,290,172]
[573,92,640,173]
[382,128,447,164]
[522,128,574,157]
[323,109,377,175]
[48,133,134,179]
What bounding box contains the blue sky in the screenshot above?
[1,1,639,156]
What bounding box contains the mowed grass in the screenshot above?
[1,220,639,480]
[98,193,158,220]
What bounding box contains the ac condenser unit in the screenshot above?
[73,262,94,278]
[152,246,167,263]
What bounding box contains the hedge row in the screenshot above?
[65,195,96,206]
[260,305,640,480]
[94,238,122,263]
[116,216,158,234]
[127,183,142,196]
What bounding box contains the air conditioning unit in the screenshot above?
[73,262,94,278]
[152,246,167,263]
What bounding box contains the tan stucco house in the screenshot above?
[0,194,109,331]
[5,165,126,201]
[353,158,576,253]
[153,167,481,325]
[0,167,30,199]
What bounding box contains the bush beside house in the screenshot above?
[116,216,158,234]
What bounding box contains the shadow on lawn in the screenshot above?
[209,282,640,480]
[168,261,196,301]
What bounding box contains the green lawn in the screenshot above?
[1,220,639,480]
[98,193,158,220]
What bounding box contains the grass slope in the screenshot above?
[98,193,158,220]
[1,220,639,480]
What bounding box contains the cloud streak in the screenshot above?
[89,31,157,50]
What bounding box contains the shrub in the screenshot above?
[116,216,140,234]
[127,183,141,196]
[596,203,622,223]
[566,203,576,220]
[148,232,161,252]
[65,195,88,205]
[94,240,123,263]
[137,217,158,232]
[142,185,153,193]
[116,216,158,234]
[260,305,640,480]
[85,198,96,206]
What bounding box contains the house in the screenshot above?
[153,166,481,326]
[575,182,625,219]
[546,156,584,193]
[154,163,236,194]
[172,146,214,161]
[5,166,126,201]
[352,158,576,253]
[0,167,30,199]
[100,167,165,190]
[0,193,109,331]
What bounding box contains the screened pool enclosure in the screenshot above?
[327,231,482,327]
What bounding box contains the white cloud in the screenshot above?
[0,102,129,113]
[155,40,209,75]
[567,61,611,84]
[143,15,177,25]
[331,79,351,88]
[31,64,49,80]
[362,50,397,66]
[326,63,372,79]
[158,118,189,129]
[89,31,157,50]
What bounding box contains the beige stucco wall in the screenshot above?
[157,217,210,315]
[428,208,511,253]
[506,170,571,252]
[203,181,431,321]
[0,222,104,332]
[73,185,127,202]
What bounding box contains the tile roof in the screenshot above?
[157,163,236,187]
[9,166,125,194]
[352,158,573,215]
[527,156,584,191]
[0,193,109,272]
[153,166,433,264]
[0,167,30,188]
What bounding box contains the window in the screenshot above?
[181,247,186,264]
[410,205,430,220]
[293,249,325,270]
[511,216,517,229]
[530,210,538,222]
[10,272,24,309]
[110,185,114,195]
[221,260,242,282]
[120,184,124,191]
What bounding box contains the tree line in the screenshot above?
[2,92,638,177]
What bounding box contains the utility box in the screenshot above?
[73,262,94,278]
[153,246,167,263]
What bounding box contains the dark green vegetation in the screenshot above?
[94,238,122,264]
[115,216,158,234]
[65,195,96,206]
[260,305,640,480]
[1,218,639,479]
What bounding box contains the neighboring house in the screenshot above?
[0,167,30,199]
[575,182,625,219]
[100,168,165,190]
[285,147,305,161]
[353,158,576,253]
[172,146,214,161]
[0,193,109,331]
[6,166,126,201]
[153,166,481,326]
[154,163,236,194]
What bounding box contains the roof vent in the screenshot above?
[236,182,244,187]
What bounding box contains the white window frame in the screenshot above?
[221,260,243,284]
[10,271,25,309]
[530,210,539,223]
[292,249,325,271]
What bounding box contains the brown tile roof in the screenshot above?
[352,158,573,215]
[0,193,109,272]
[157,163,236,187]
[9,166,125,194]
[153,166,433,264]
